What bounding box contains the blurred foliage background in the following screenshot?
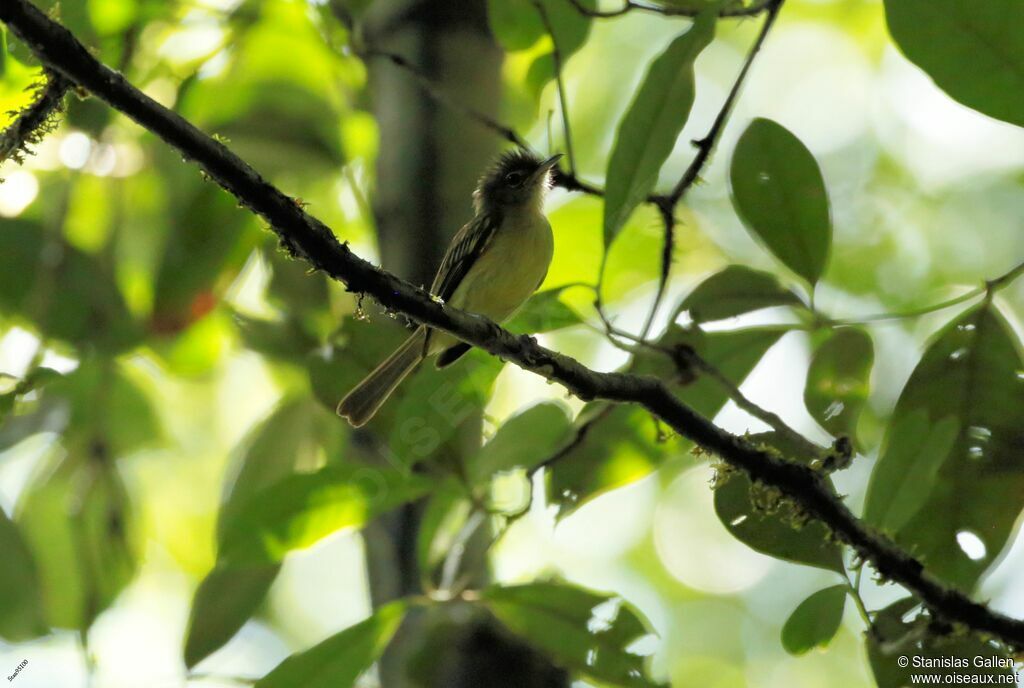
[0,0,1023,686]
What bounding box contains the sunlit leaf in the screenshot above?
[603,10,716,246]
[864,304,1024,590]
[483,582,666,688]
[729,118,831,284]
[679,265,804,323]
[884,0,1024,128]
[0,507,47,641]
[469,402,574,486]
[804,328,873,440]
[185,398,343,668]
[16,452,137,630]
[715,432,845,573]
[506,287,584,334]
[487,0,596,96]
[867,598,1016,688]
[780,585,846,655]
[256,601,407,688]
[219,464,432,567]
[549,327,784,516]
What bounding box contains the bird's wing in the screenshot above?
[430,211,501,301]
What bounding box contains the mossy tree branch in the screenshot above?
[3,0,1024,651]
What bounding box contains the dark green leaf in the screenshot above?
[16,453,137,630]
[483,583,666,688]
[184,565,279,669]
[867,598,1016,688]
[883,0,1024,128]
[549,327,784,516]
[233,311,320,363]
[469,402,574,486]
[604,11,716,246]
[506,287,584,334]
[0,507,47,641]
[386,351,503,470]
[150,158,258,333]
[804,328,873,440]
[729,118,832,284]
[781,585,846,655]
[679,265,804,323]
[864,304,1024,590]
[256,601,407,688]
[0,221,139,351]
[219,465,432,567]
[715,432,845,573]
[417,479,473,580]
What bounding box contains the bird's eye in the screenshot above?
[505,171,525,186]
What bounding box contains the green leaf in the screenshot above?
[0,507,47,641]
[487,0,596,96]
[0,221,139,351]
[50,361,162,458]
[219,465,432,567]
[549,326,784,516]
[603,10,716,246]
[780,585,846,656]
[417,479,473,581]
[864,304,1024,590]
[16,452,137,630]
[185,398,342,668]
[233,311,320,363]
[729,118,832,284]
[150,158,258,333]
[867,598,1016,688]
[184,565,280,669]
[715,431,845,573]
[506,287,584,334]
[386,351,503,470]
[469,402,574,486]
[804,328,873,440]
[679,265,804,323]
[483,583,666,688]
[883,0,1024,128]
[255,601,407,688]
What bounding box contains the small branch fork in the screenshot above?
[566,0,776,20]
[4,0,1023,649]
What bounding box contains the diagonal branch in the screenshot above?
[3,0,1024,650]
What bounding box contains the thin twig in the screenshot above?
[566,0,775,19]
[532,0,577,174]
[822,260,1024,327]
[6,0,1024,649]
[637,0,784,341]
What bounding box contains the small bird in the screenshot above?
[337,150,563,427]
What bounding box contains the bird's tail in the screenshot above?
[337,327,427,427]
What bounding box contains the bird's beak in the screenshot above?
[530,153,563,184]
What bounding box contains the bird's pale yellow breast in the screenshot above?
[448,210,553,324]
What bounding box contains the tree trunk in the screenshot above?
[360,1,569,686]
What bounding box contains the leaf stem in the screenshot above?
[533,0,578,175]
